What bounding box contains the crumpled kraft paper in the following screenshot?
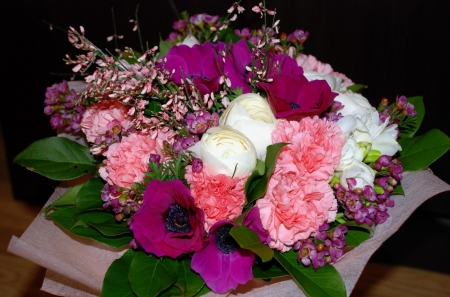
[8,169,450,297]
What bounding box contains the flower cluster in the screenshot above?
[37,2,422,296]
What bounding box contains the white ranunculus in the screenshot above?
[353,111,401,156]
[303,70,345,92]
[220,93,276,160]
[181,35,200,47]
[334,91,376,117]
[188,126,257,177]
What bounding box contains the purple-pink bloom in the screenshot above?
[257,54,338,121]
[191,220,255,294]
[131,180,205,258]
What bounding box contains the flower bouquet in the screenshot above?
[8,1,450,297]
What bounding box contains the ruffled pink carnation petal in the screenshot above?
[185,165,247,231]
[272,117,344,181]
[80,99,131,143]
[256,174,336,252]
[99,130,174,188]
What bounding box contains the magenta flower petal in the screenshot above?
[132,180,205,258]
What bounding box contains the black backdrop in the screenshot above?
[2,0,450,273]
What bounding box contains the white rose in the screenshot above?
[303,70,345,92]
[188,126,257,177]
[220,93,276,160]
[334,91,376,117]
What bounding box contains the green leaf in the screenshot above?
[80,211,131,237]
[173,258,205,297]
[274,250,346,297]
[13,137,96,180]
[74,178,105,216]
[193,284,211,297]
[344,227,370,247]
[392,183,404,195]
[253,259,289,279]
[346,84,367,93]
[399,96,424,138]
[46,207,132,248]
[128,251,178,297]
[230,225,273,262]
[44,183,84,212]
[398,129,450,171]
[245,143,288,205]
[158,36,174,58]
[102,250,137,297]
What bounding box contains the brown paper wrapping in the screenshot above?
[8,170,450,297]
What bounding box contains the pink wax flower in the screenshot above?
[99,131,169,188]
[185,164,247,231]
[272,117,344,181]
[131,180,205,258]
[256,173,336,252]
[80,99,131,144]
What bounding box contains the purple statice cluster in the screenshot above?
[166,13,222,44]
[43,81,85,133]
[324,101,345,122]
[334,155,404,227]
[295,223,348,270]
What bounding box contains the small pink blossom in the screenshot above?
[185,165,247,231]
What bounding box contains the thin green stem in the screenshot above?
[111,7,119,50]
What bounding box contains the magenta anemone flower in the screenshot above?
[191,220,255,294]
[131,179,205,258]
[258,54,337,121]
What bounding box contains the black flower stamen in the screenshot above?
[215,225,239,254]
[165,204,192,233]
[289,102,301,110]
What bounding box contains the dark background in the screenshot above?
[2,0,450,273]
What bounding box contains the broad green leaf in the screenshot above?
[159,36,174,58]
[158,286,183,297]
[172,258,205,297]
[102,249,137,297]
[245,143,288,205]
[253,259,289,279]
[346,84,367,93]
[79,211,131,237]
[75,178,104,216]
[274,250,346,297]
[13,137,96,180]
[398,129,450,171]
[230,225,273,262]
[344,227,370,247]
[128,251,178,297]
[399,96,424,138]
[46,207,132,248]
[193,284,211,297]
[44,183,84,211]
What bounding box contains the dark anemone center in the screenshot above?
[215,225,239,254]
[165,204,192,233]
[289,102,301,110]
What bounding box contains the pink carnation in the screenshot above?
[81,99,131,143]
[185,165,246,231]
[272,116,344,181]
[256,174,336,252]
[99,130,175,188]
[295,54,354,87]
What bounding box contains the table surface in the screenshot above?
[1,132,450,297]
